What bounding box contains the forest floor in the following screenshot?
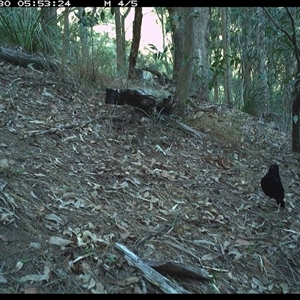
[0,61,300,294]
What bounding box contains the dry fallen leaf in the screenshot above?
[49,236,72,247]
[235,239,251,246]
[12,261,24,273]
[0,274,8,284]
[19,264,51,283]
[0,234,8,242]
[118,276,142,287]
[20,287,38,294]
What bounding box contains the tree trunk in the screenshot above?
[222,7,232,107]
[192,7,210,102]
[40,7,58,55]
[292,94,300,151]
[115,7,130,75]
[78,7,89,60]
[155,7,172,76]
[240,8,253,113]
[128,7,143,80]
[255,7,269,115]
[173,7,195,116]
[61,8,70,75]
[166,7,183,84]
[169,7,210,116]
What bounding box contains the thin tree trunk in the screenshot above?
[40,7,58,55]
[240,8,253,112]
[255,7,269,115]
[193,7,210,102]
[155,8,172,76]
[222,7,232,107]
[128,7,143,80]
[115,7,130,75]
[61,8,70,75]
[166,7,183,84]
[78,8,89,60]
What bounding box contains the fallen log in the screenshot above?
[0,46,58,71]
[105,88,175,115]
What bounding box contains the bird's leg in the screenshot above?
[277,204,280,212]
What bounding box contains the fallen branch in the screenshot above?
[26,120,93,137]
[115,242,191,294]
[0,46,59,71]
[162,116,222,144]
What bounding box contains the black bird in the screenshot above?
[261,164,285,208]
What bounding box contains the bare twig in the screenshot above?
[26,120,93,137]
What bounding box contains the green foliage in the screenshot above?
[74,8,105,28]
[208,7,300,129]
[1,6,298,132]
[64,8,116,81]
[146,43,172,77]
[148,43,168,61]
[137,49,172,80]
[94,35,117,74]
[241,88,263,115]
[69,32,117,83]
[209,48,241,91]
[0,8,43,53]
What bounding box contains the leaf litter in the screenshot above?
[0,61,300,293]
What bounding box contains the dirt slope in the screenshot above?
[0,61,300,294]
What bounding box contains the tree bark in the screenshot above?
[173,7,195,116]
[78,8,89,60]
[128,7,143,80]
[241,8,253,113]
[254,7,269,116]
[222,7,232,107]
[115,7,130,75]
[169,8,210,116]
[40,7,58,55]
[192,7,210,102]
[155,8,172,76]
[292,94,300,151]
[166,7,183,84]
[61,8,71,75]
